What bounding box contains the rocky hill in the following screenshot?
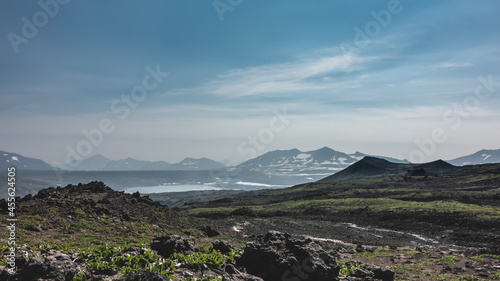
[319,157,456,182]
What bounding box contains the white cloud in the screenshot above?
[166,53,371,97]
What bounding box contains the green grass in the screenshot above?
[74,208,86,216]
[188,197,500,218]
[352,249,395,258]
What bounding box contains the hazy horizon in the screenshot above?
[1,1,499,165]
[2,145,499,166]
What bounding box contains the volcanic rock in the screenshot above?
[151,234,198,258]
[236,231,340,281]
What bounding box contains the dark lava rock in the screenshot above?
[34,187,59,200]
[363,264,395,281]
[151,234,198,258]
[125,271,170,281]
[231,207,258,217]
[223,264,264,281]
[351,267,375,279]
[213,240,235,254]
[201,225,221,237]
[15,252,78,281]
[237,231,340,281]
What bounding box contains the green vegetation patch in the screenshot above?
[79,244,175,278]
[171,248,239,270]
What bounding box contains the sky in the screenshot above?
[1,0,500,165]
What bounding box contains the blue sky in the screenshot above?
[1,0,499,164]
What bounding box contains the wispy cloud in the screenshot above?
[167,53,371,97]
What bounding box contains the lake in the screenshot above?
[122,184,227,194]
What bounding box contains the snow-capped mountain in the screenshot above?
[236,147,409,179]
[0,151,53,170]
[448,149,500,166]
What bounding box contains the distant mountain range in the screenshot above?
[234,147,409,178]
[64,155,226,171]
[2,147,500,172]
[319,156,456,182]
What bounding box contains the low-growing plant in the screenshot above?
[352,249,394,258]
[78,244,175,278]
[337,261,363,276]
[171,248,239,270]
[72,272,89,281]
[74,208,86,216]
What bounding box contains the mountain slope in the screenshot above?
[237,147,356,175]
[61,156,223,171]
[319,157,456,182]
[449,149,500,166]
[351,151,410,164]
[0,151,53,170]
[168,157,225,170]
[102,158,155,171]
[66,154,112,170]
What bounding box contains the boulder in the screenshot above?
[231,207,258,217]
[237,231,340,281]
[201,225,221,237]
[151,234,198,258]
[222,264,264,281]
[16,252,78,281]
[363,264,395,281]
[213,240,235,254]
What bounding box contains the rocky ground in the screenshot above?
[1,176,499,280]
